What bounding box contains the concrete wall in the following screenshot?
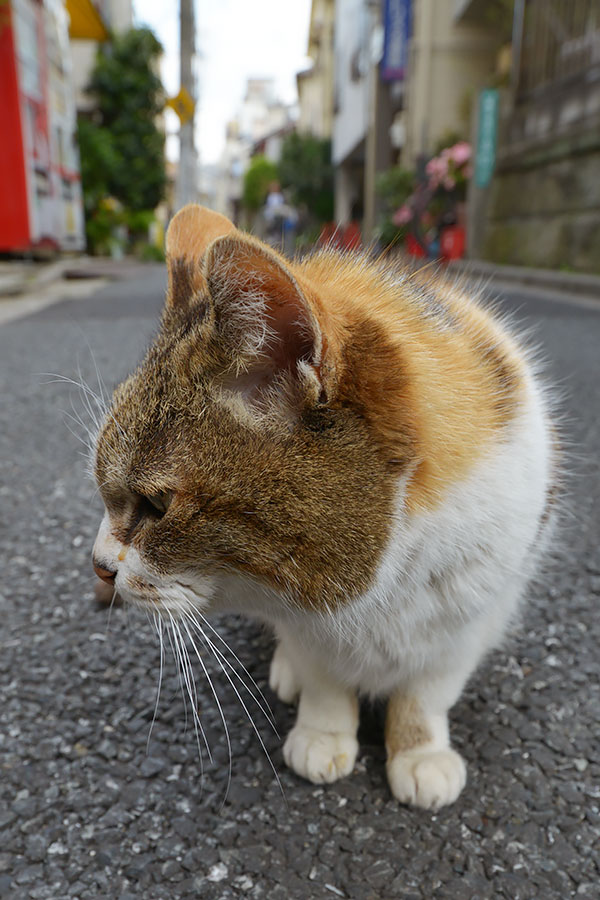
[482,80,600,273]
[404,0,498,163]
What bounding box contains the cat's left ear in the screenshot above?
[165,204,237,307]
[204,233,325,408]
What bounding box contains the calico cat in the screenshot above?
[92,204,557,809]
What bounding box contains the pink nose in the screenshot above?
[93,561,116,585]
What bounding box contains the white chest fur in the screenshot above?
[270,374,554,699]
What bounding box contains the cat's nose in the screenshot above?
[93,560,117,585]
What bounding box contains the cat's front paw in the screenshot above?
[269,644,300,704]
[387,747,466,810]
[283,726,358,784]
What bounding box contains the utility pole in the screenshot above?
[363,1,384,243]
[176,0,198,209]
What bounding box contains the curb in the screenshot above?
[451,259,600,302]
[0,258,79,298]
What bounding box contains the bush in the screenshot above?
[278,133,334,224]
[376,166,416,247]
[78,27,166,253]
[243,156,279,212]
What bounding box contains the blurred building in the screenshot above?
[403,0,501,164]
[296,0,335,139]
[70,0,132,113]
[473,0,600,272]
[0,0,99,253]
[214,78,296,222]
[331,0,504,233]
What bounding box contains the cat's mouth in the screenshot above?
[125,574,162,602]
[112,571,214,620]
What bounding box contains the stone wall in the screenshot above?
[481,78,600,273]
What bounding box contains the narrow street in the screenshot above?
[1,266,598,899]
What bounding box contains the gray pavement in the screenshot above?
[0,266,599,899]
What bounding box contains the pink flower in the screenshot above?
[393,204,412,225]
[443,176,456,191]
[450,141,471,166]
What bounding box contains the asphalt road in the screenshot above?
[1,265,599,900]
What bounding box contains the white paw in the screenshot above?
[269,644,300,704]
[387,747,466,810]
[283,726,358,784]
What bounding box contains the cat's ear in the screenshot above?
[165,204,236,307]
[204,233,325,409]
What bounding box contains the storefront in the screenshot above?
[0,0,104,253]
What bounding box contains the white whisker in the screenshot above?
[147,612,165,754]
[194,610,278,732]
[169,615,212,765]
[104,585,120,634]
[181,617,233,805]
[165,618,190,734]
[186,611,278,735]
[185,615,285,798]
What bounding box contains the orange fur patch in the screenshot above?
[385,694,432,756]
[290,255,526,511]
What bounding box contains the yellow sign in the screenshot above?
[66,0,109,42]
[166,88,195,126]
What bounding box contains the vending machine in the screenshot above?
[0,0,85,253]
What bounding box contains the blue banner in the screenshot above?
[381,0,412,82]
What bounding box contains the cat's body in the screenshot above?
[92,205,557,809]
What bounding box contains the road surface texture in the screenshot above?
[1,264,599,899]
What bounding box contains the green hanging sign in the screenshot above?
[475,89,499,188]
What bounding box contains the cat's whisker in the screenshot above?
[184,615,285,799]
[76,362,106,433]
[104,585,121,634]
[47,370,104,433]
[65,388,98,434]
[59,410,95,451]
[62,407,97,454]
[90,478,112,503]
[168,614,212,765]
[164,618,190,735]
[192,610,278,733]
[147,612,165,754]
[186,614,277,735]
[180,617,233,805]
[177,621,212,764]
[79,343,109,413]
[49,369,129,452]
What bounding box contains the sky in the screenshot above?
[132,0,313,166]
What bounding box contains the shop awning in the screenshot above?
[66,0,109,41]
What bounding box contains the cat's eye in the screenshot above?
[139,491,172,518]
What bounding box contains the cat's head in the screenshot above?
[92,206,404,618]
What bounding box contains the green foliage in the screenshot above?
[376,166,415,209]
[78,27,166,252]
[242,156,279,212]
[138,242,165,262]
[278,133,334,223]
[480,0,514,42]
[125,209,156,237]
[375,166,416,247]
[433,130,465,157]
[83,198,126,257]
[77,117,121,218]
[85,27,166,211]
